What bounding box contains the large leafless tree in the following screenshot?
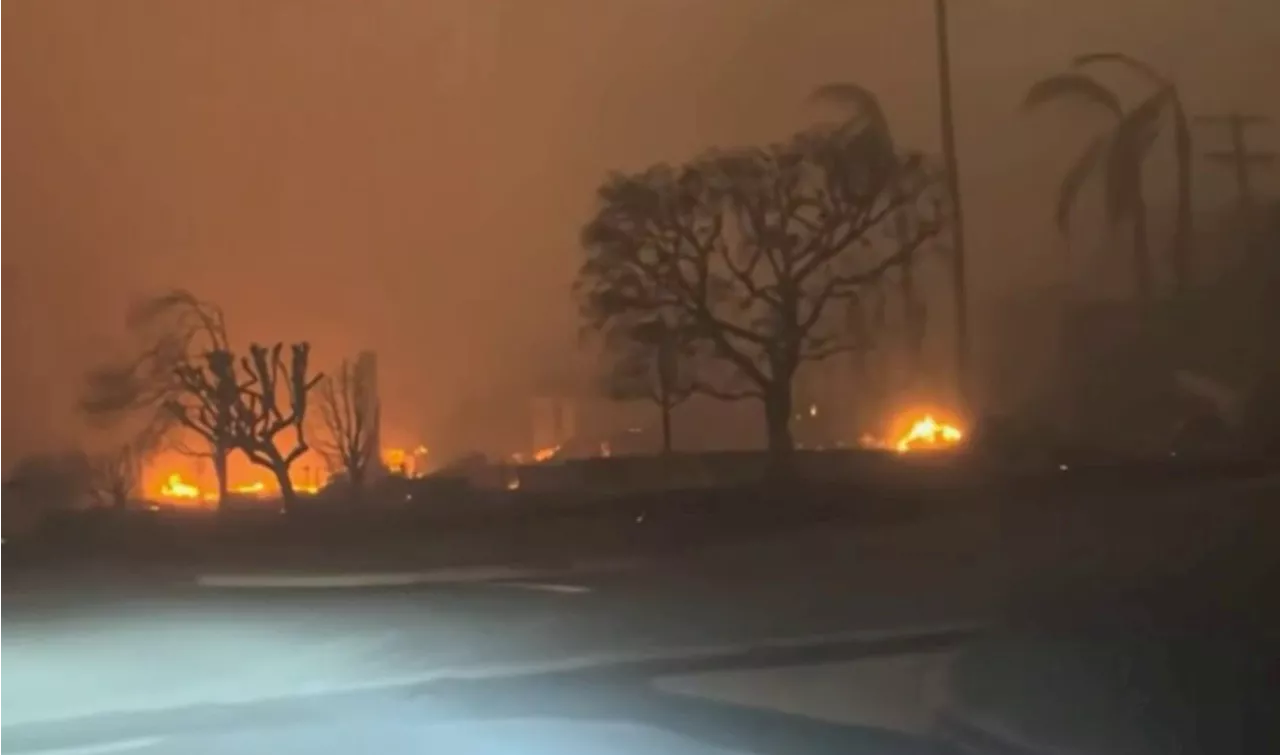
[576,120,946,454]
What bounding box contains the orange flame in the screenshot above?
[158,473,217,503]
[154,471,324,503]
[895,414,964,453]
[383,446,430,477]
[159,473,201,499]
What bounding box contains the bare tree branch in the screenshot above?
[314,356,380,494]
[81,290,236,500]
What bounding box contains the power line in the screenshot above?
[1196,112,1276,214]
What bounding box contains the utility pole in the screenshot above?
[1197,112,1275,216]
[934,0,971,414]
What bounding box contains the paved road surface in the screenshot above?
[2,518,999,755]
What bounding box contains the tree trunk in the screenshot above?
[763,384,795,456]
[659,400,674,454]
[656,335,676,454]
[1171,101,1194,293]
[1132,191,1154,304]
[349,464,365,498]
[273,465,298,513]
[213,445,229,509]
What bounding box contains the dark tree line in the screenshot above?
[576,113,947,455]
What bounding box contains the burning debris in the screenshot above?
[857,410,966,453]
[895,414,965,453]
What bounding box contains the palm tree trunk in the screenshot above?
[1171,101,1194,292]
[1132,190,1154,304]
[659,400,673,454]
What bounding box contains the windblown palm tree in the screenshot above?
[1023,71,1164,303]
[809,82,895,151]
[1074,53,1194,294]
[809,84,928,388]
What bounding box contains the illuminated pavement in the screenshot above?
[1,522,997,754]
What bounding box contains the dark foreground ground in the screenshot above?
[4,473,1278,755]
[3,533,987,754]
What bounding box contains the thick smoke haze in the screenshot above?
[4,0,1277,462]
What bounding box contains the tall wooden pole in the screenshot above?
[934,0,971,412]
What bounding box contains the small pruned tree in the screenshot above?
[600,316,699,454]
[315,356,380,495]
[231,343,323,508]
[577,118,947,455]
[168,342,322,511]
[166,348,243,505]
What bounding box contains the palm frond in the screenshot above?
[809,82,894,151]
[1055,135,1109,235]
[1073,52,1167,86]
[1116,86,1172,138]
[1022,73,1123,118]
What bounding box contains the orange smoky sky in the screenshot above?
[4,0,1277,464]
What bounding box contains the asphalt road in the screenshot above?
[1,520,999,755]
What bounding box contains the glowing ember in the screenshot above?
[895,415,964,453]
[532,445,560,463]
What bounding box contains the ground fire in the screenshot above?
[158,473,214,503]
[894,414,964,453]
[152,471,323,504]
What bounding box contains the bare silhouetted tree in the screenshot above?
[82,290,235,502]
[86,444,144,510]
[234,344,323,507]
[168,342,322,511]
[315,357,380,494]
[577,120,946,455]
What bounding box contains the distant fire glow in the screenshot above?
[152,470,324,504]
[159,473,212,502]
[895,414,964,453]
[532,445,560,463]
[383,446,430,477]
